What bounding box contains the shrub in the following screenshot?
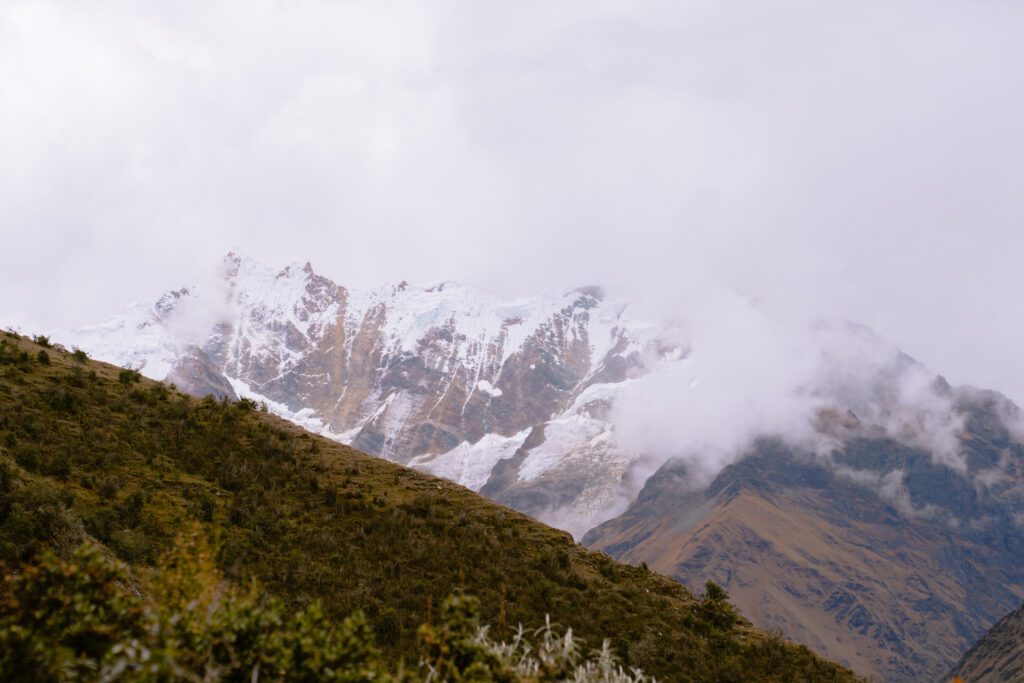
[32,335,50,348]
[36,350,49,365]
[0,534,391,683]
[236,397,259,412]
[0,538,654,683]
[118,368,141,386]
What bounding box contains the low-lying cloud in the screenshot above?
[611,287,971,492]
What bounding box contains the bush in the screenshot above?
[36,350,49,366]
[118,368,141,386]
[418,594,653,683]
[32,335,50,348]
[0,536,389,683]
[0,537,654,683]
[236,397,259,412]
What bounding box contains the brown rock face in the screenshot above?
[950,600,1024,683]
[60,253,669,537]
[121,255,656,469]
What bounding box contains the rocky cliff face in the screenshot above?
[950,600,1024,682]
[59,252,678,535]
[584,390,1024,682]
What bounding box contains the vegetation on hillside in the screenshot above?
[0,332,860,681]
[2,533,654,682]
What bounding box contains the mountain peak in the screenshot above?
[572,285,606,302]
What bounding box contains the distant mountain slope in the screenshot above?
[0,332,859,682]
[585,407,1024,682]
[950,601,1024,682]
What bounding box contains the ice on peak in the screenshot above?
[62,254,662,410]
[476,380,503,398]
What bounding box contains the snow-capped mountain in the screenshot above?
[60,252,683,536]
[57,252,1024,680]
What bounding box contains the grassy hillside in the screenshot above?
[0,332,858,681]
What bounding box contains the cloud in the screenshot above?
[611,295,971,489]
[1,0,1023,407]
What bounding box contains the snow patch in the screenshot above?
[225,376,347,442]
[518,415,614,482]
[476,380,503,398]
[409,429,531,491]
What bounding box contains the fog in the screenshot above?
[2,0,1023,409]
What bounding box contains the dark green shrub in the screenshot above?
[236,397,259,411]
[117,368,141,386]
[418,593,513,682]
[0,540,389,683]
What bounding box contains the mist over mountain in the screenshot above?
[54,252,1024,680]
[59,253,1004,538]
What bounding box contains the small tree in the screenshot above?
[118,368,140,386]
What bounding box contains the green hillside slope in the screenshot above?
[0,332,858,681]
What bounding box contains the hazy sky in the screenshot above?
[2,1,1023,401]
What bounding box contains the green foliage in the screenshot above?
[37,350,50,365]
[418,594,515,682]
[117,368,141,386]
[33,335,51,348]
[0,340,33,372]
[695,581,739,633]
[235,397,259,412]
[0,479,84,562]
[417,595,654,683]
[0,332,861,682]
[72,349,88,364]
[0,547,141,681]
[0,539,656,682]
[0,539,388,682]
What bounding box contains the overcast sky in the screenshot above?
[2,1,1023,401]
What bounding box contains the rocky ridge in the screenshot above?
[950,600,1024,682]
[584,389,1024,682]
[60,252,682,535]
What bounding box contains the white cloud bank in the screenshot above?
[2,0,1023,406]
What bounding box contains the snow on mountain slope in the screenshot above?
[57,252,679,535]
[57,252,995,538]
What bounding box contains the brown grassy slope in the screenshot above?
[585,447,1024,682]
[0,332,859,682]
